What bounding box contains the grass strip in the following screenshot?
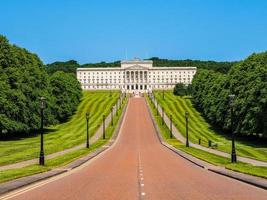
[0,91,120,166]
[0,96,128,183]
[146,94,267,179]
[153,90,267,162]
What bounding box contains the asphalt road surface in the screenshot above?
[5,98,267,200]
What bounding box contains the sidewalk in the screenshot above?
[0,97,123,171]
[150,97,267,167]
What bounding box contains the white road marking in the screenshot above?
[138,152,146,199]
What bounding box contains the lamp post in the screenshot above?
[116,100,118,116]
[39,97,45,165]
[156,101,159,116]
[86,112,90,148]
[162,107,164,125]
[111,107,113,126]
[163,87,165,100]
[185,112,189,147]
[229,94,237,163]
[103,115,106,139]
[170,114,173,138]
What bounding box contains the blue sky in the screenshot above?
[1,0,267,64]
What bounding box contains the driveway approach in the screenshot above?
[5,98,267,200]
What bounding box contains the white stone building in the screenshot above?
[77,59,197,93]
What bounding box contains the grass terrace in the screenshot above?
[146,94,267,178]
[0,91,120,166]
[0,92,128,183]
[153,91,267,162]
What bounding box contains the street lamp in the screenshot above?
[39,97,46,165]
[162,87,165,100]
[162,107,164,125]
[156,101,159,116]
[185,112,189,147]
[111,107,114,126]
[229,94,237,163]
[116,100,118,116]
[103,115,106,139]
[170,114,173,138]
[86,112,90,148]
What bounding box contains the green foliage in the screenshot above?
[0,35,82,135]
[149,57,236,73]
[82,61,120,68]
[153,91,267,162]
[192,52,267,137]
[0,35,55,134]
[228,52,267,135]
[46,60,80,74]
[46,60,121,74]
[146,94,267,178]
[45,58,235,75]
[0,91,120,166]
[50,71,82,122]
[0,95,127,183]
[173,83,192,96]
[173,83,187,96]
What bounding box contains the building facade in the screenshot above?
[77,59,197,93]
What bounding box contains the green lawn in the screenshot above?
[153,91,267,162]
[0,91,120,166]
[146,94,267,178]
[0,95,128,183]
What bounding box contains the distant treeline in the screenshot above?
[0,35,82,135]
[149,57,237,73]
[46,57,236,74]
[191,52,267,137]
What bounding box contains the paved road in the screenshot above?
[5,98,267,200]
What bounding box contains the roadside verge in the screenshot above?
[0,98,129,196]
[145,96,267,190]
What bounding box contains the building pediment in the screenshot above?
[124,64,149,70]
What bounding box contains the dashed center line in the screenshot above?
[138,152,146,200]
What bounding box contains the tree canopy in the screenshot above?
[149,57,236,73]
[0,35,82,135]
[50,71,82,123]
[173,83,192,96]
[191,52,267,137]
[46,60,80,74]
[45,58,236,74]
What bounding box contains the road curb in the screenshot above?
[0,99,129,196]
[145,97,267,191]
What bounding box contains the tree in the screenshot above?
[50,71,82,122]
[173,83,187,96]
[46,60,80,74]
[0,35,55,134]
[228,52,267,135]
[191,52,267,137]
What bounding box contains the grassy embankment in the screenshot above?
[154,91,267,162]
[0,91,120,166]
[0,91,128,183]
[146,94,267,178]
